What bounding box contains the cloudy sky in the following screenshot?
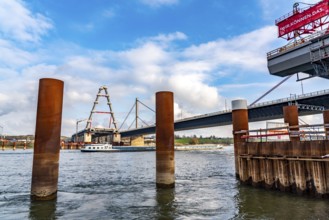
[0,0,326,137]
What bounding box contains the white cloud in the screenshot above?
[73,23,95,33]
[21,63,57,78]
[0,0,52,43]
[0,39,37,68]
[140,0,179,7]
[121,42,170,67]
[103,9,116,18]
[1,20,325,137]
[0,68,19,79]
[259,0,321,21]
[169,73,220,110]
[65,56,112,79]
[68,91,92,102]
[183,26,279,73]
[147,32,187,44]
[0,93,11,116]
[0,27,274,135]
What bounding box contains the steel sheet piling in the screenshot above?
[156,91,175,188]
[31,78,64,201]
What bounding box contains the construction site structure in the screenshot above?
[267,0,329,80]
[241,0,329,198]
[73,86,120,144]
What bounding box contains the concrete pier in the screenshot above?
[156,91,175,188]
[31,78,64,200]
[234,104,329,197]
[131,135,145,146]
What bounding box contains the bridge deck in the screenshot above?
[120,89,329,137]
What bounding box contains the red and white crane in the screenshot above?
[276,0,329,41]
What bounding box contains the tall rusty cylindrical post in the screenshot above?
[156,91,175,188]
[232,99,249,177]
[323,110,329,140]
[31,78,64,201]
[283,105,299,142]
[283,105,299,157]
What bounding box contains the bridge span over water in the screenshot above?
[120,89,329,137]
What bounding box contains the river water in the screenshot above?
[1,145,329,219]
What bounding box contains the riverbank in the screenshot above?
[174,137,233,146]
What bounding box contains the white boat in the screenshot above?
[80,143,113,152]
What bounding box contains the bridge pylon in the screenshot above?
[85,86,118,131]
[82,86,119,143]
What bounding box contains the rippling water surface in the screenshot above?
[1,146,329,219]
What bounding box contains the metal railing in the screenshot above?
[275,5,314,24]
[250,89,329,109]
[236,123,327,142]
[267,29,328,58]
[176,89,329,123]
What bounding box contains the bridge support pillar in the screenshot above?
[156,91,175,188]
[131,135,144,146]
[113,133,121,145]
[31,78,64,201]
[323,110,329,140]
[232,99,249,178]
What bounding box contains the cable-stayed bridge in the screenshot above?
[119,90,329,137]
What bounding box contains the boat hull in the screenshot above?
[80,144,113,152]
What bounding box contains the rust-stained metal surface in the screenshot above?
[238,140,329,197]
[31,78,64,200]
[236,105,329,197]
[156,91,175,188]
[283,105,299,143]
[232,109,249,176]
[232,109,249,141]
